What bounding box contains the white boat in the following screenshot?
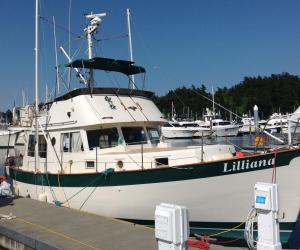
[10,105,34,147]
[239,114,255,134]
[196,109,240,137]
[0,106,33,149]
[289,107,300,134]
[259,113,288,134]
[161,121,196,138]
[0,130,17,148]
[7,9,300,248]
[178,121,211,137]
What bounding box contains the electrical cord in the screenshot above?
[244,207,258,250]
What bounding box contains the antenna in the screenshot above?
[84,12,107,88]
[53,16,60,95]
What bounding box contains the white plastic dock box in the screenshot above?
[155,203,189,250]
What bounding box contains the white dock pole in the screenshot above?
[254,182,282,250]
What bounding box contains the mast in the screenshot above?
[34,0,39,172]
[85,12,106,88]
[212,87,215,115]
[127,8,135,89]
[53,16,60,95]
[45,84,49,103]
[22,89,26,107]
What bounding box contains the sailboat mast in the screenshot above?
[212,87,215,115]
[127,8,135,89]
[34,0,39,172]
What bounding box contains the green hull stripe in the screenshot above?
[9,149,300,187]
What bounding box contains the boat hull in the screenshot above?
[161,129,195,138]
[213,125,240,137]
[8,148,300,248]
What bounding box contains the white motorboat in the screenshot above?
[0,106,33,149]
[196,109,240,137]
[239,114,255,134]
[0,130,17,148]
[7,8,300,248]
[178,121,211,137]
[259,113,288,134]
[288,106,300,134]
[161,121,196,138]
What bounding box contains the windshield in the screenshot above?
[87,128,118,149]
[121,127,147,145]
[147,127,160,144]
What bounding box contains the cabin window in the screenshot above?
[172,123,182,127]
[147,127,160,144]
[27,135,35,157]
[155,158,169,166]
[27,135,47,158]
[61,132,83,153]
[39,135,47,158]
[86,161,95,169]
[87,128,118,149]
[219,121,230,126]
[121,127,146,145]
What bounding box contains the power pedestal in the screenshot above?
[254,182,282,250]
[155,203,189,250]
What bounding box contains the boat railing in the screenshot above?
[23,153,201,173]
[23,159,157,172]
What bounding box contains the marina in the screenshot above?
[1,1,300,250]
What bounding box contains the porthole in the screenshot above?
[117,160,124,168]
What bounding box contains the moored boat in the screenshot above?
[7,9,300,249]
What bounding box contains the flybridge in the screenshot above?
[64,57,146,76]
[53,87,154,102]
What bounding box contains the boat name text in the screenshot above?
[223,157,275,173]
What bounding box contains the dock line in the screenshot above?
[15,216,102,250]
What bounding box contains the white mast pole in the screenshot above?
[85,13,106,88]
[45,84,49,103]
[127,8,135,89]
[35,0,39,173]
[87,25,94,87]
[211,87,215,115]
[53,16,60,95]
[22,89,26,107]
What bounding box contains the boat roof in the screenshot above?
[53,87,154,102]
[64,57,146,75]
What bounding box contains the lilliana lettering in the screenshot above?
[223,157,275,173]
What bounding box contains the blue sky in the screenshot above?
[1,0,300,110]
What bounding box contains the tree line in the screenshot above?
[153,73,300,121]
